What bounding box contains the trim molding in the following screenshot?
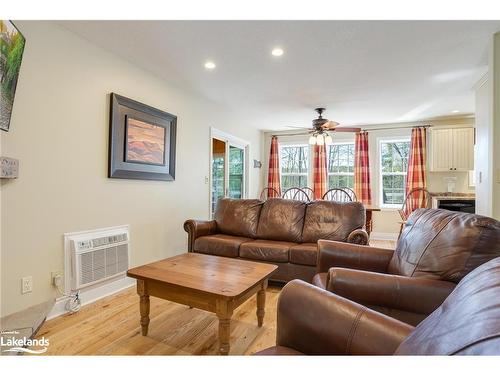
[47,276,134,320]
[370,232,399,241]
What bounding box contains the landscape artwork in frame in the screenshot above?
[0,21,26,132]
[125,117,166,166]
[108,93,177,181]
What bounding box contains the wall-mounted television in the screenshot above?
[1,21,25,132]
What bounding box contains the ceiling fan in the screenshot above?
[289,108,361,145]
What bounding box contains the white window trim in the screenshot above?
[377,137,411,209]
[278,143,311,189]
[327,142,355,189]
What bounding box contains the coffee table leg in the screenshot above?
[137,280,150,336]
[216,300,233,355]
[257,281,267,327]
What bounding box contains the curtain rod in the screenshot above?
[270,125,431,137]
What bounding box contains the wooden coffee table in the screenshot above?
[126,253,277,355]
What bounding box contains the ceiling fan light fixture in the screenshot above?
[325,134,333,145]
[316,134,325,146]
[308,135,317,145]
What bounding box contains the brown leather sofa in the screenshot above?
[312,208,500,325]
[256,256,500,355]
[184,197,368,283]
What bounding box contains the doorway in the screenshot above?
[210,129,249,217]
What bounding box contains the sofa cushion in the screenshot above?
[289,243,318,266]
[194,234,252,258]
[301,200,365,243]
[239,240,295,263]
[388,209,500,283]
[215,198,264,238]
[256,198,306,242]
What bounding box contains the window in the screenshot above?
[379,139,410,207]
[327,143,355,189]
[280,144,309,191]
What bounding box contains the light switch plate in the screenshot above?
[1,157,19,178]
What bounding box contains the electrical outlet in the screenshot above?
[21,276,33,294]
[51,271,63,287]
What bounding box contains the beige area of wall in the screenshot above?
[0,22,262,317]
[261,116,475,235]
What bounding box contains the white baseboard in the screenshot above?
[47,276,135,320]
[370,232,399,241]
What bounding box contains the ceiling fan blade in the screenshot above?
[334,127,362,133]
[322,121,340,130]
[286,125,311,129]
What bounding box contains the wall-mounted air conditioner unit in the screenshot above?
[66,226,130,290]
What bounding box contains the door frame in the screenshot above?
[209,127,250,217]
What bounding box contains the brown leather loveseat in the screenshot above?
[256,256,500,355]
[312,208,500,325]
[184,197,368,283]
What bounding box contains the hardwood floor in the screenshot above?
[36,240,396,355]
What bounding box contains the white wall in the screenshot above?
[474,75,493,217]
[261,116,475,235]
[491,33,500,219]
[0,21,262,317]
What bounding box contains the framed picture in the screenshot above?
[1,21,26,132]
[108,93,177,181]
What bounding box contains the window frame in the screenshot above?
[326,141,355,189]
[378,137,411,209]
[278,143,311,190]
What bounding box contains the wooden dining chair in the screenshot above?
[259,187,280,200]
[322,188,353,203]
[343,187,358,202]
[282,187,312,202]
[398,188,432,238]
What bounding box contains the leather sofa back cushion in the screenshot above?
[388,208,500,283]
[301,201,365,243]
[395,257,500,355]
[257,198,306,243]
[215,198,264,238]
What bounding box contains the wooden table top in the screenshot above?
[127,253,277,299]
[365,206,381,211]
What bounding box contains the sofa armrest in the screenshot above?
[317,239,394,273]
[347,228,369,245]
[183,219,217,251]
[327,268,456,315]
[276,280,414,355]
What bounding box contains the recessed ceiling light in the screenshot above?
[204,61,216,70]
[451,110,460,113]
[271,47,284,57]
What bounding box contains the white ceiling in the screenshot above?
[60,21,500,130]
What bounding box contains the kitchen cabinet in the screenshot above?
[429,128,474,172]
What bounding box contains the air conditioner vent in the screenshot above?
[70,227,130,290]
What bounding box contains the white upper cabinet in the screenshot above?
[429,128,475,172]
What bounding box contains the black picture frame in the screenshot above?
[108,93,177,181]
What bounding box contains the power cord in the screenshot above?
[54,275,81,313]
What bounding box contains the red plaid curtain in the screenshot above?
[267,136,281,197]
[354,131,372,205]
[313,144,327,199]
[404,127,427,216]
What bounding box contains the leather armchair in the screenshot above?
[312,209,500,325]
[258,280,414,355]
[256,257,500,355]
